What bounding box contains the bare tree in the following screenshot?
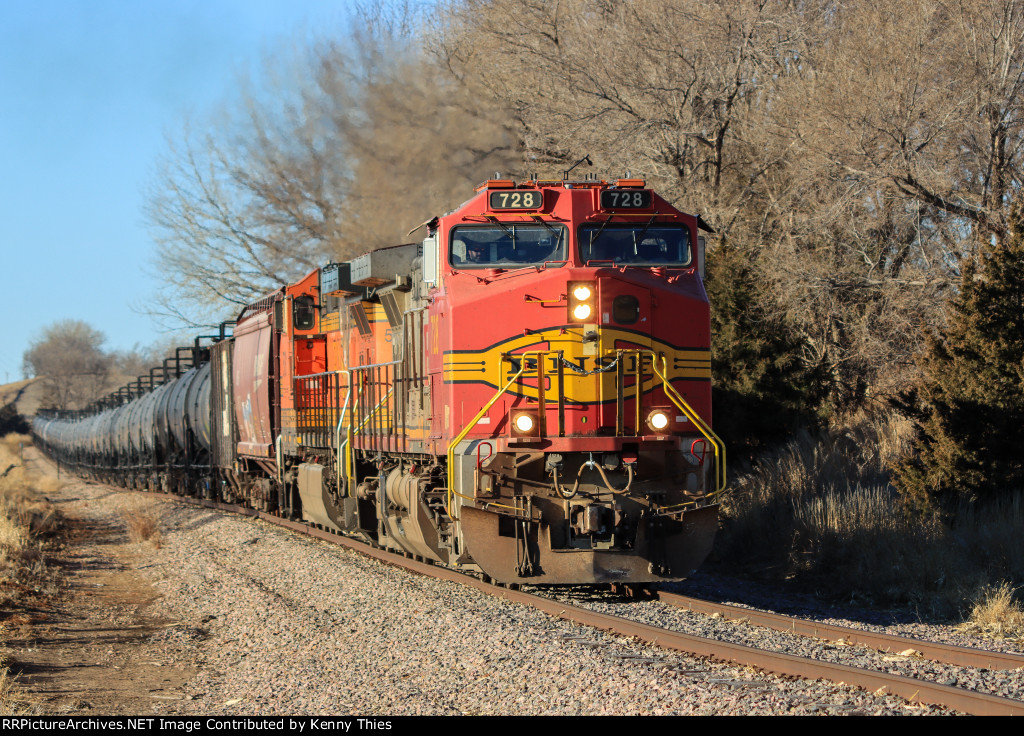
[22,321,112,411]
[437,0,1024,407]
[758,0,1024,406]
[804,0,1024,246]
[146,0,1024,415]
[106,338,186,389]
[311,18,520,253]
[437,0,810,234]
[146,86,348,327]
[146,2,520,327]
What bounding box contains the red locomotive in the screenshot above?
[35,176,724,585]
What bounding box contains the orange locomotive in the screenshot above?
[35,176,724,585]
[216,175,723,584]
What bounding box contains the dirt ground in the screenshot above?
[4,449,197,715]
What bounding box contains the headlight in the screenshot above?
[572,303,592,320]
[511,410,539,436]
[572,285,592,301]
[514,413,535,433]
[567,281,596,324]
[646,409,670,433]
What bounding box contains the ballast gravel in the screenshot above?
[79,488,978,715]
[540,587,1024,703]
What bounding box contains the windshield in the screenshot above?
[450,224,567,269]
[578,223,691,266]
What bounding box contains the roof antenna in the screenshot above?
[563,155,592,180]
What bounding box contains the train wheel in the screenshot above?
[609,582,653,600]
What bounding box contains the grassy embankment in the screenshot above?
[0,432,60,714]
[715,412,1024,629]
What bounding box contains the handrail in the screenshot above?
[344,385,394,497]
[440,345,727,520]
[649,353,727,497]
[443,348,724,517]
[334,369,351,497]
[445,360,527,518]
[275,435,283,485]
[348,359,402,371]
[356,388,395,433]
[344,377,363,497]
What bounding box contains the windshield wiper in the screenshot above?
[484,215,516,240]
[589,215,614,246]
[633,216,658,247]
[531,215,562,244]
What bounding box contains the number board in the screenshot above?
[488,190,543,210]
[600,189,652,209]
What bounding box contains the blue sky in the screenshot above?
[0,0,351,384]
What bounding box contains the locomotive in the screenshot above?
[34,175,724,585]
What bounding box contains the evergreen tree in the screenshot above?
[706,240,824,459]
[895,208,1024,510]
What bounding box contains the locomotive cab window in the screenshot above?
[578,224,691,267]
[292,295,316,331]
[450,224,567,269]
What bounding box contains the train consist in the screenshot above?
[34,176,724,585]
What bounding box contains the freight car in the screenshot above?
[34,175,725,585]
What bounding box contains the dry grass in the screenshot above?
[0,665,41,716]
[0,637,41,716]
[714,411,1024,618]
[0,433,60,713]
[0,434,59,587]
[959,583,1024,640]
[120,498,163,547]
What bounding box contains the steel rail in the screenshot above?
[657,590,1024,672]
[146,491,1024,716]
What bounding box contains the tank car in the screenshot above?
[34,176,724,586]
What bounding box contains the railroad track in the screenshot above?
[140,490,1024,715]
[655,590,1024,672]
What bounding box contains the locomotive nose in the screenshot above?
[595,273,654,349]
